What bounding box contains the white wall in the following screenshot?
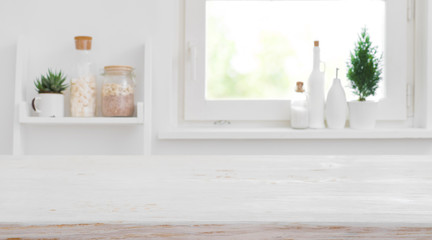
[1,0,432,155]
[0,0,156,155]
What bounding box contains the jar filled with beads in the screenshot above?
[70,36,97,117]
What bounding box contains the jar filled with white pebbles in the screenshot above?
[71,36,97,117]
[70,76,97,117]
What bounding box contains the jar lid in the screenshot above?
[75,36,93,50]
[104,65,134,72]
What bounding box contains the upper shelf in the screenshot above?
[19,102,144,125]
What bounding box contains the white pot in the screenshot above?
[348,101,378,129]
[31,93,64,117]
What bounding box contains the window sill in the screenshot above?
[159,127,432,140]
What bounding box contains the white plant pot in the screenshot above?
[31,93,64,117]
[348,101,378,129]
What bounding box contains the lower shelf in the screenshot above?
[20,117,144,125]
[19,102,144,125]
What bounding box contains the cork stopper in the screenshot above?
[295,81,305,93]
[75,36,92,50]
[314,41,319,47]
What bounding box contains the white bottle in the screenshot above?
[291,82,309,129]
[325,68,347,129]
[308,41,325,129]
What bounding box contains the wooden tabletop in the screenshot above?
[1,223,432,239]
[0,155,431,238]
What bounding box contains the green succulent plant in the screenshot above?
[34,69,69,94]
[347,27,383,101]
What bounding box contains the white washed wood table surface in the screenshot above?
[0,155,431,239]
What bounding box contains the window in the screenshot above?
[184,0,410,121]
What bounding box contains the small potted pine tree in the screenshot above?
[32,69,68,117]
[346,28,383,129]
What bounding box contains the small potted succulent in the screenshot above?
[32,69,68,117]
[346,28,383,129]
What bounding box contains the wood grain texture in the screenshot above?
[0,155,432,226]
[1,223,432,239]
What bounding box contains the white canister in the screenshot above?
[31,93,64,117]
[291,81,309,129]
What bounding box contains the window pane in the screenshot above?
[206,0,385,100]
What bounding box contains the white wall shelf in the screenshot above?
[13,36,153,155]
[19,102,144,125]
[159,127,432,140]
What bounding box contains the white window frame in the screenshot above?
[184,0,410,122]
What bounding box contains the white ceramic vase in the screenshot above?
[32,93,64,117]
[325,78,347,129]
[348,101,378,129]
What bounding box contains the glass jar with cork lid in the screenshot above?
[290,81,309,129]
[70,36,97,117]
[101,65,135,117]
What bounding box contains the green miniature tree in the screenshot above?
[347,28,383,101]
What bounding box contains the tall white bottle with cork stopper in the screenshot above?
[308,41,325,129]
[70,36,97,117]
